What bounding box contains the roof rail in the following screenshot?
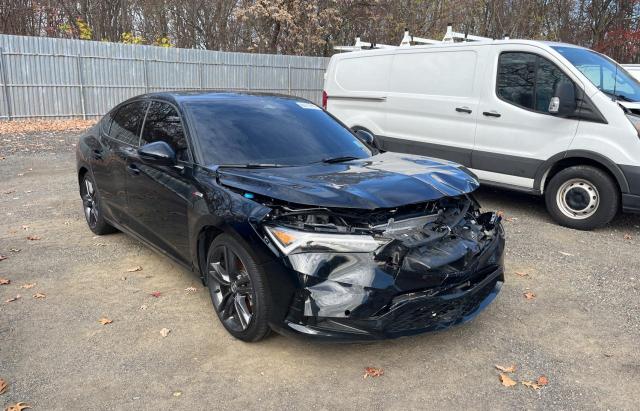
[335,24,495,52]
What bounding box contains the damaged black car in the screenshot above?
[76,92,505,342]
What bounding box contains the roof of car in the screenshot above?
[134,90,304,105]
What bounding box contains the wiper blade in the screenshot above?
[321,156,360,164]
[600,89,635,102]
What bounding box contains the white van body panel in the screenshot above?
[623,64,640,82]
[324,40,640,213]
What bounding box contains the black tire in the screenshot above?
[205,234,271,342]
[80,172,117,235]
[545,165,619,230]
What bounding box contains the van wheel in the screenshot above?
[545,165,619,230]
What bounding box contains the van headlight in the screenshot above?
[626,113,640,136]
[264,225,389,255]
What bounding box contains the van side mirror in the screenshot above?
[138,141,176,166]
[549,80,577,116]
[354,129,378,149]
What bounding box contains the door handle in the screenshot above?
[127,164,141,176]
[92,149,103,160]
[483,111,501,118]
[456,107,473,114]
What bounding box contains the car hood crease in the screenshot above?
[213,152,479,209]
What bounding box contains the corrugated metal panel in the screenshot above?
[0,34,329,120]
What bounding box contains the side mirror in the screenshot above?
[549,80,577,116]
[354,129,378,149]
[138,141,176,166]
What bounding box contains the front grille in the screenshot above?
[386,279,497,333]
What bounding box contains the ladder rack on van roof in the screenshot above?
[334,24,497,52]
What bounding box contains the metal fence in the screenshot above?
[0,34,329,120]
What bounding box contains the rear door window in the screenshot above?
[110,101,149,146]
[140,101,190,162]
[497,52,575,114]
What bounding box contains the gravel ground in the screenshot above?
[1,131,639,410]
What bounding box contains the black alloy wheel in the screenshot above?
[206,234,271,341]
[80,173,116,235]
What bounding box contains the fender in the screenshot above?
[534,150,629,193]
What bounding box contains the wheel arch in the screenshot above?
[534,150,628,194]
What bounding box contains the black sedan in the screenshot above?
[76,92,505,342]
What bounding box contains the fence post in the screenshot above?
[246,63,251,91]
[76,55,86,120]
[143,56,149,92]
[0,47,12,120]
[199,62,204,90]
[288,64,292,95]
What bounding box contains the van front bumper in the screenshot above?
[621,164,640,213]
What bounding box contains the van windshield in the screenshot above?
[552,46,640,102]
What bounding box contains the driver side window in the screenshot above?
[497,52,575,114]
[140,101,190,162]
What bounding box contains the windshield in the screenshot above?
[553,46,640,102]
[185,96,372,166]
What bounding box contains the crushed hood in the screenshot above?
[213,152,479,209]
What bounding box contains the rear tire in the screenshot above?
[205,234,272,342]
[545,165,619,230]
[80,172,117,235]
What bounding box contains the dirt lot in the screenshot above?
[1,130,639,410]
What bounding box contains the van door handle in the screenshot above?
[127,164,141,176]
[455,107,473,114]
[483,111,501,118]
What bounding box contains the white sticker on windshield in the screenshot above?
[296,102,321,110]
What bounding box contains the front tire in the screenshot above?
[545,165,619,230]
[205,234,272,342]
[80,173,117,235]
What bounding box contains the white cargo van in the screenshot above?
[624,64,640,82]
[323,40,640,230]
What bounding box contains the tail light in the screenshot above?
[322,90,328,110]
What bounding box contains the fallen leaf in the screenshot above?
[184,287,198,293]
[4,402,30,411]
[363,367,384,378]
[521,380,541,390]
[499,373,517,387]
[9,248,20,253]
[505,216,518,222]
[514,271,529,278]
[495,364,517,373]
[0,255,6,261]
[126,266,142,272]
[26,235,41,241]
[21,225,29,230]
[99,317,113,325]
[172,391,182,397]
[5,295,20,303]
[623,233,632,240]
[33,292,46,299]
[496,210,505,218]
[121,276,127,281]
[0,378,7,394]
[523,291,536,300]
[0,278,9,285]
[94,242,107,246]
[140,304,148,310]
[150,291,161,298]
[160,328,171,337]
[536,375,549,386]
[559,251,573,256]
[20,283,36,289]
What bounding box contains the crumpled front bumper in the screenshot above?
[273,224,505,341]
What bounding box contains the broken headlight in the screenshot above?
[265,225,389,255]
